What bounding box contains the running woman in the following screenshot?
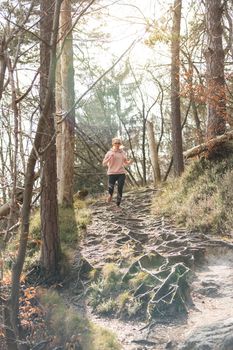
[102,137,132,208]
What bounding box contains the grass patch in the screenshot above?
[59,206,79,244]
[75,207,91,230]
[87,263,124,313]
[129,271,155,288]
[86,263,145,319]
[91,325,121,350]
[39,289,121,350]
[96,298,118,315]
[102,263,122,284]
[15,197,92,275]
[153,155,233,234]
[59,203,91,244]
[28,197,91,249]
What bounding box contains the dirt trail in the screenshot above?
[78,188,233,349]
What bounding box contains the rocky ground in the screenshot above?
[68,188,233,350]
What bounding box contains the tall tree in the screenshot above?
[5,0,62,345]
[205,0,226,140]
[57,0,75,207]
[170,0,184,176]
[40,0,61,277]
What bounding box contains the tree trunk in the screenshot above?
[142,105,147,186]
[7,0,62,341]
[57,0,75,207]
[170,0,184,176]
[40,0,61,277]
[56,51,62,198]
[0,36,6,100]
[3,302,18,350]
[146,120,161,186]
[205,0,226,140]
[0,135,7,203]
[5,56,19,241]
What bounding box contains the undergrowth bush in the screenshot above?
[153,155,233,234]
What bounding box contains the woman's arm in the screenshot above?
[102,151,114,166]
[124,159,133,165]
[123,153,133,166]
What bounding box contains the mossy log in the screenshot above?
[183,130,233,159]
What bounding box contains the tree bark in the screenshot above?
[40,0,61,276]
[170,0,184,176]
[57,0,75,207]
[56,49,62,199]
[3,302,18,350]
[205,0,226,140]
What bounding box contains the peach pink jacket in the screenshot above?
[102,149,127,175]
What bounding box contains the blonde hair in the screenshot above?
[112,137,122,145]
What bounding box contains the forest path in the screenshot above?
[73,188,233,349]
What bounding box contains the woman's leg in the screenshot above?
[108,175,117,201]
[116,174,126,206]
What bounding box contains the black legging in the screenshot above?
[108,174,126,206]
